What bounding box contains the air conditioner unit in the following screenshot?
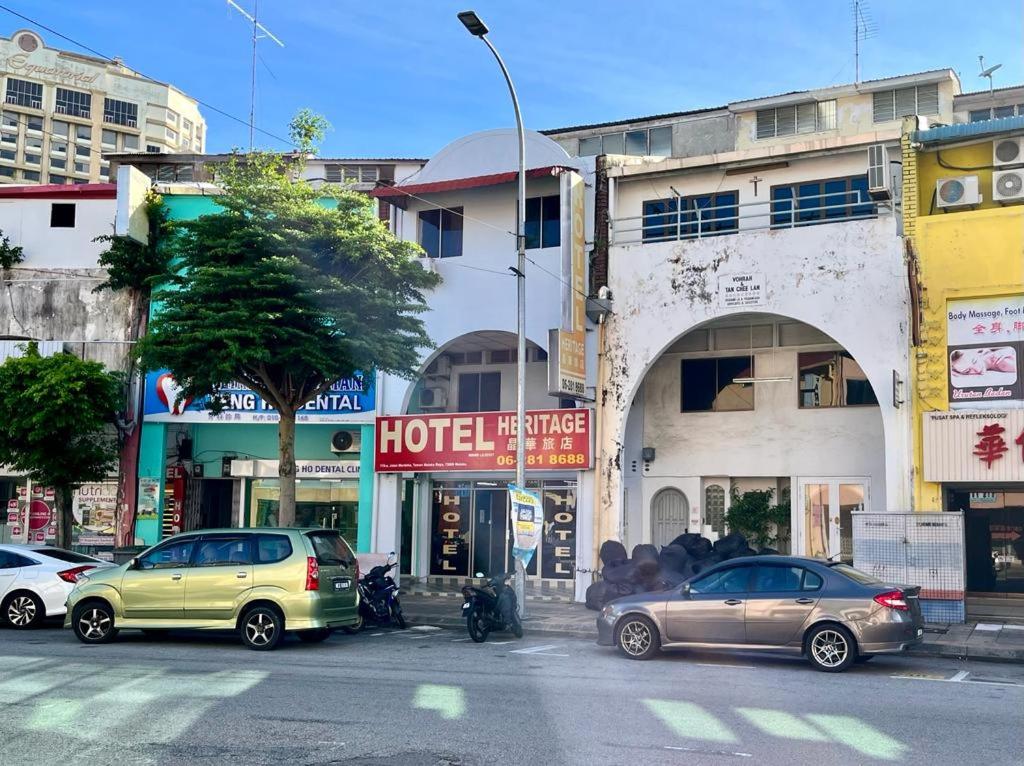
[54,105,66,114]
[418,386,448,410]
[866,144,891,200]
[936,175,981,209]
[993,169,1024,202]
[993,137,1024,167]
[329,430,361,454]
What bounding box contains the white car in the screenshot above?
[0,544,115,629]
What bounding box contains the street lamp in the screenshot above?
[458,9,528,616]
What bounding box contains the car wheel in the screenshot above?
[616,615,660,661]
[3,592,44,629]
[297,628,332,643]
[240,606,284,651]
[806,624,856,672]
[341,613,364,634]
[72,602,118,644]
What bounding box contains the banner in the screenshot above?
[947,295,1024,410]
[375,408,592,473]
[509,484,543,566]
[72,482,117,550]
[143,370,375,423]
[548,171,590,400]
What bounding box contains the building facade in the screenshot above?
[0,29,205,186]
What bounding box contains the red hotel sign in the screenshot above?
[375,409,592,473]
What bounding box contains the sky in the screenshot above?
[5,1,1023,158]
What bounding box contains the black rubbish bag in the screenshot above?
[632,544,659,565]
[602,560,637,585]
[632,557,661,583]
[759,547,780,555]
[713,532,747,555]
[727,546,758,559]
[600,540,628,567]
[659,544,691,574]
[585,581,608,611]
[687,537,714,558]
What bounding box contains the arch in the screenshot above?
[704,484,727,537]
[651,488,689,548]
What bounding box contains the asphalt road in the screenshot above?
[2,621,1023,766]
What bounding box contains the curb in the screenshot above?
[405,613,597,641]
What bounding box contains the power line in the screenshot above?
[0,3,293,148]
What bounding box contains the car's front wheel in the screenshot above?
[72,602,118,644]
[3,592,44,629]
[240,605,284,651]
[616,615,660,660]
[806,624,856,672]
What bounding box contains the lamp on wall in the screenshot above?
[641,447,656,463]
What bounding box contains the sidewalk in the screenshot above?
[400,593,1024,661]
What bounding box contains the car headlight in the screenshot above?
[600,605,615,618]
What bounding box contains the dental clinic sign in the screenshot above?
[143,370,374,424]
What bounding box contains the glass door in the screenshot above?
[798,478,868,562]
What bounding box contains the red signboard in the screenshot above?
[375,409,592,473]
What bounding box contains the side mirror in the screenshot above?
[128,558,139,570]
[681,582,691,596]
[389,551,396,558]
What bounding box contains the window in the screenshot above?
[166,108,178,124]
[756,100,836,139]
[101,129,116,147]
[1,111,18,129]
[0,132,15,144]
[165,127,177,141]
[51,141,67,155]
[525,194,560,249]
[26,136,41,150]
[103,97,138,127]
[0,149,15,161]
[418,207,463,258]
[50,157,66,170]
[182,118,193,134]
[26,116,42,132]
[50,203,75,228]
[576,125,674,156]
[578,136,602,156]
[55,87,91,118]
[194,536,252,566]
[138,538,195,569]
[0,550,37,568]
[74,161,89,175]
[458,371,501,412]
[681,356,754,412]
[705,484,726,536]
[690,565,752,594]
[75,144,90,157]
[872,83,939,122]
[31,547,96,564]
[751,565,805,592]
[75,125,91,142]
[802,570,823,591]
[649,125,672,155]
[0,166,14,178]
[24,153,39,165]
[122,133,139,150]
[642,191,739,242]
[21,169,39,181]
[5,77,42,108]
[306,530,356,567]
[993,105,1016,119]
[798,350,877,408]
[770,176,873,227]
[146,144,161,153]
[255,534,293,564]
[99,164,109,178]
[48,174,66,184]
[52,120,69,137]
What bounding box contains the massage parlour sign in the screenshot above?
[947,295,1024,409]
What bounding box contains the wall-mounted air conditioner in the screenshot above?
[330,430,361,454]
[993,169,1024,202]
[936,175,981,209]
[418,386,448,410]
[867,144,891,200]
[993,137,1024,167]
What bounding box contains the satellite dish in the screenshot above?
[980,63,1003,78]
[979,55,1003,94]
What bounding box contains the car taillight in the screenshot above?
[873,590,908,611]
[57,565,95,584]
[305,556,319,591]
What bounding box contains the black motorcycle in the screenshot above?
[461,572,523,643]
[344,552,406,632]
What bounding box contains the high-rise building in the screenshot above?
[0,28,205,185]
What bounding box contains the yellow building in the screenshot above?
[0,29,205,185]
[903,106,1024,618]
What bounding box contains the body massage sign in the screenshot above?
[948,295,1024,409]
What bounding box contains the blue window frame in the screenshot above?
[642,191,738,242]
[525,195,560,249]
[770,176,874,228]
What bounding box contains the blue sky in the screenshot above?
[7,1,1023,158]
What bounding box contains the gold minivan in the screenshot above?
[64,528,360,650]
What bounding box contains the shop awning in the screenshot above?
[370,165,574,207]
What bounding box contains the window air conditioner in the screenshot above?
[55,105,66,114]
[993,169,1024,203]
[935,175,981,209]
[418,386,448,410]
[993,137,1024,167]
[866,144,891,200]
[329,430,361,454]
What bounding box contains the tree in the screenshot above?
[724,488,791,550]
[0,230,24,271]
[0,343,122,548]
[289,109,331,155]
[136,148,440,526]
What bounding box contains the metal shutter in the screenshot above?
[775,105,796,136]
[872,90,895,123]
[756,109,776,139]
[796,103,817,133]
[895,87,917,118]
[916,83,939,115]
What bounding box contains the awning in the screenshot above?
[370,165,573,207]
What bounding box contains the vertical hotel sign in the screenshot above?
[548,171,590,400]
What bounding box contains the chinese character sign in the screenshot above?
[947,295,1024,410]
[973,423,1009,468]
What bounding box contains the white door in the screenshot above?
[651,489,689,547]
[796,478,868,563]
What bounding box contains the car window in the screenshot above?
[306,531,355,567]
[829,562,882,586]
[30,547,98,564]
[690,565,751,594]
[138,539,195,570]
[802,570,824,591]
[255,534,292,564]
[0,551,38,568]
[193,537,252,567]
[751,565,804,593]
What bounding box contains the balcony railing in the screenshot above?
[612,190,889,245]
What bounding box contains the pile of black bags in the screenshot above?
[585,532,770,611]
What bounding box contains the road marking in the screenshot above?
[451,638,471,643]
[665,745,752,758]
[887,670,1022,687]
[510,644,561,654]
[370,633,385,637]
[410,625,442,632]
[489,641,515,646]
[949,670,970,682]
[974,623,1002,631]
[1003,624,1024,631]
[697,663,756,670]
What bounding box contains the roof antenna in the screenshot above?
[979,55,1002,96]
[226,0,285,152]
[853,0,877,84]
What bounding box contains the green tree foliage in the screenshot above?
[289,109,331,155]
[94,189,173,293]
[0,231,24,270]
[724,488,791,550]
[137,150,439,525]
[0,343,122,548]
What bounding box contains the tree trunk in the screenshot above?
[57,485,74,550]
[277,408,297,527]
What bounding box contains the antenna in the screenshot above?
[979,55,1003,96]
[226,0,285,151]
[852,0,878,84]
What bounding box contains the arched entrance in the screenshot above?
[651,488,689,547]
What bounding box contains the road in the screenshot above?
[1,622,1023,766]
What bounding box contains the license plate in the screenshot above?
[334,580,349,591]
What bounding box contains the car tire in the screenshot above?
[72,601,118,644]
[240,605,284,651]
[341,613,364,634]
[616,614,660,661]
[297,628,332,643]
[806,624,856,673]
[3,591,45,629]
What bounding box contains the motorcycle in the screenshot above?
[461,571,523,643]
[344,552,406,632]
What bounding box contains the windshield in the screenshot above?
[829,562,884,586]
[307,531,355,567]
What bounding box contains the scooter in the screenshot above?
[344,552,406,632]
[461,571,523,643]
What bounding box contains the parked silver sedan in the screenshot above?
[596,555,923,672]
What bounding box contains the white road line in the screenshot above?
[451,638,471,643]
[665,745,753,758]
[696,663,756,669]
[510,644,563,654]
[949,670,970,682]
[489,641,515,646]
[369,633,385,637]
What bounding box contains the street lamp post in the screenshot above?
[458,10,528,616]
